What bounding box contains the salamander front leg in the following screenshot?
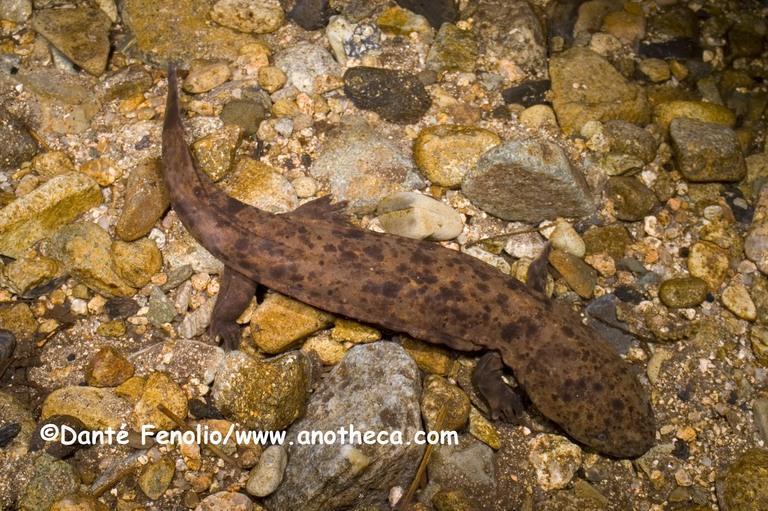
[210,266,257,351]
[472,352,524,422]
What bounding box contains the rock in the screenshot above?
[164,227,224,275]
[425,437,496,505]
[250,292,333,354]
[605,176,658,221]
[343,67,431,124]
[195,492,254,511]
[302,332,348,365]
[0,391,34,457]
[583,224,632,260]
[669,118,746,183]
[687,241,729,291]
[432,490,474,511]
[395,0,457,28]
[0,173,102,258]
[18,454,79,511]
[2,252,60,296]
[85,347,135,387]
[220,99,267,136]
[528,434,582,491]
[138,456,175,500]
[121,0,256,65]
[246,445,287,497]
[549,219,586,258]
[211,0,284,34]
[331,319,380,343]
[289,0,333,30]
[41,386,132,429]
[550,47,650,135]
[400,336,454,375]
[638,58,670,82]
[326,17,381,64]
[116,159,170,242]
[413,125,500,188]
[519,104,558,130]
[177,297,216,339]
[469,0,546,75]
[47,222,136,298]
[0,107,38,172]
[0,303,37,340]
[376,7,432,37]
[132,372,188,430]
[426,23,477,73]
[222,159,298,214]
[601,9,645,43]
[548,248,597,298]
[99,64,154,102]
[0,0,31,22]
[421,375,470,431]
[191,126,242,182]
[310,118,422,214]
[273,42,340,94]
[212,350,313,430]
[49,494,108,511]
[716,448,768,511]
[376,191,463,241]
[266,342,423,510]
[659,277,709,308]
[601,120,659,168]
[462,139,594,222]
[112,238,162,288]
[258,66,287,93]
[747,186,768,274]
[468,407,501,450]
[79,157,122,187]
[129,339,225,386]
[721,283,757,321]
[147,286,177,327]
[183,61,231,93]
[653,100,737,132]
[32,8,111,76]
[30,151,75,181]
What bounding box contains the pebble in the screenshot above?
[605,176,658,221]
[18,454,80,511]
[30,151,74,180]
[301,332,348,365]
[721,283,757,321]
[112,238,162,288]
[462,139,594,222]
[653,100,737,132]
[177,295,216,339]
[331,319,380,344]
[99,63,153,102]
[638,58,671,82]
[549,47,650,135]
[220,99,267,136]
[343,66,431,124]
[32,7,112,76]
[274,42,341,94]
[192,125,242,182]
[246,445,288,497]
[601,120,659,168]
[421,375,470,431]
[0,0,31,22]
[376,191,463,241]
[79,157,122,187]
[426,23,478,73]
[716,449,768,511]
[601,9,645,44]
[395,0,457,28]
[147,286,177,326]
[195,492,254,511]
[2,252,60,296]
[84,346,135,387]
[0,303,37,341]
[528,434,583,491]
[266,342,421,510]
[223,159,298,214]
[670,118,746,183]
[548,248,598,298]
[41,386,132,429]
[468,407,501,450]
[291,176,318,198]
[549,219,586,258]
[413,125,500,188]
[289,0,333,30]
[183,61,231,93]
[376,7,432,37]
[310,118,422,214]
[687,241,730,291]
[212,350,312,430]
[401,336,454,375]
[131,371,188,430]
[116,159,169,242]
[519,104,558,130]
[138,456,175,500]
[0,107,38,172]
[258,66,287,93]
[49,494,108,511]
[210,0,284,34]
[250,292,333,354]
[0,173,102,258]
[659,277,709,308]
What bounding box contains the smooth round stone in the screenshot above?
[721,283,757,321]
[195,492,254,511]
[210,0,284,34]
[658,277,709,308]
[220,99,267,136]
[653,100,736,132]
[138,456,175,500]
[687,241,730,291]
[548,248,597,299]
[376,191,463,241]
[421,375,470,432]
[41,386,132,429]
[116,159,169,241]
[112,238,163,289]
[291,176,318,198]
[246,445,288,497]
[257,66,287,93]
[549,219,585,258]
[183,62,231,93]
[638,58,670,82]
[413,125,500,188]
[519,104,558,130]
[343,66,431,124]
[605,176,657,222]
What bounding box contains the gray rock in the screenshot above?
[376,192,463,241]
[32,7,112,76]
[310,119,423,214]
[0,0,32,22]
[670,118,746,183]
[129,339,224,386]
[266,342,423,511]
[462,139,595,222]
[0,106,38,172]
[147,286,176,327]
[601,120,659,174]
[220,100,267,137]
[604,176,657,221]
[18,453,80,511]
[343,66,432,124]
[746,185,768,274]
[246,445,287,497]
[273,42,341,94]
[421,436,496,507]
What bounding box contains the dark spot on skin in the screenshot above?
[495,293,509,306]
[323,243,337,252]
[501,323,519,339]
[562,325,574,337]
[235,238,249,252]
[346,230,365,239]
[477,282,490,293]
[364,245,385,261]
[611,398,625,411]
[381,281,402,298]
[592,382,604,392]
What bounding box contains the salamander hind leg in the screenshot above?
[210,266,258,350]
[472,352,525,422]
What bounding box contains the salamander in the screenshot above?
[161,66,655,458]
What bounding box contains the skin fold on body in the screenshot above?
[161,66,655,458]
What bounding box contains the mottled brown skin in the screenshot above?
[162,68,655,458]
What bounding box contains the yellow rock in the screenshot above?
[414,125,500,188]
[132,372,188,430]
[250,292,333,354]
[41,386,132,429]
[331,318,381,344]
[112,238,162,288]
[469,407,501,450]
[302,332,348,365]
[654,100,736,133]
[400,336,455,376]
